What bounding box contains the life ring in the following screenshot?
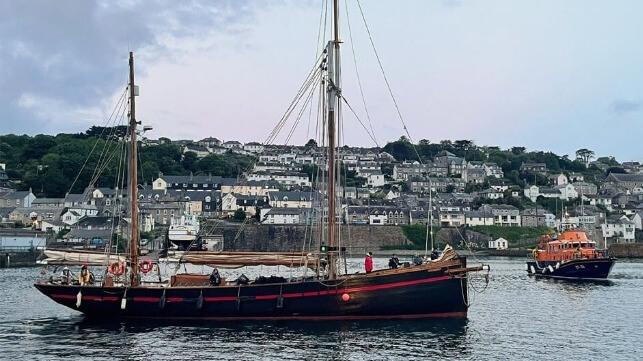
[108,261,125,276]
[139,260,153,274]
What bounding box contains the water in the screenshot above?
[1,257,643,360]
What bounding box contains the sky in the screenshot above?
[1,0,642,161]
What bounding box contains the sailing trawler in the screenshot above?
[35,2,486,320]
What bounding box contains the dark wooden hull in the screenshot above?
[34,260,470,321]
[526,258,615,281]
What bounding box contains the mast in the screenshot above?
[326,0,341,279]
[128,52,140,286]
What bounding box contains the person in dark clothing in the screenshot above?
[430,249,439,260]
[365,252,373,273]
[412,253,423,266]
[388,254,400,269]
[209,268,221,286]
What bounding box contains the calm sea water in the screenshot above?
[1,257,642,360]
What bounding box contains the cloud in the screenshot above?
[610,99,641,116]
[0,0,257,133]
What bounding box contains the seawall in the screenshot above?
[0,251,39,268]
[609,244,643,258]
[218,224,411,253]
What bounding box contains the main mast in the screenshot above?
[128,52,140,286]
[326,0,341,279]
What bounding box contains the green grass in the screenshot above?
[470,225,555,243]
[400,225,441,245]
[398,224,448,249]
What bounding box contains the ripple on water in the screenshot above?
[1,258,643,360]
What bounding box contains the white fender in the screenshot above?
[530,265,536,274]
[555,262,560,269]
[76,290,82,308]
[548,265,554,273]
[121,297,127,310]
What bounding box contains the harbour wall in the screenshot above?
[219,224,411,253]
[608,244,643,258]
[0,250,39,268]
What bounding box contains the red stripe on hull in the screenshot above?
[123,312,467,321]
[48,274,456,305]
[51,294,119,301]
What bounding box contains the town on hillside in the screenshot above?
[0,132,642,252]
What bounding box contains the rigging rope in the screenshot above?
[344,0,378,145]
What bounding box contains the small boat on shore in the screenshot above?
[526,230,615,281]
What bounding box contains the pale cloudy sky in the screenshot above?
[1,0,641,161]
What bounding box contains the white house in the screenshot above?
[247,171,311,188]
[268,191,313,209]
[488,237,508,250]
[369,212,388,225]
[479,188,504,200]
[243,142,265,154]
[601,216,636,243]
[366,172,386,188]
[222,140,242,149]
[183,144,210,158]
[261,207,307,225]
[465,211,494,226]
[549,173,568,186]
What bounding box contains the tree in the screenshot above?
[305,139,318,148]
[597,156,619,166]
[398,135,411,143]
[511,146,526,155]
[233,209,246,221]
[439,140,453,148]
[418,139,430,146]
[382,140,417,161]
[575,148,595,166]
[454,140,474,151]
[181,151,199,173]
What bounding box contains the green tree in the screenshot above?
[233,209,246,221]
[181,151,199,173]
[575,148,595,166]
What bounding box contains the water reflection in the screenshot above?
[18,317,471,360]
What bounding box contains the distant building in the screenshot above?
[488,237,508,250]
[520,163,547,173]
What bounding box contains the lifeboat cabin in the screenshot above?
[534,230,604,262]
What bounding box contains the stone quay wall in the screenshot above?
[218,225,411,253]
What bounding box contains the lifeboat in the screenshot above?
[526,230,615,280]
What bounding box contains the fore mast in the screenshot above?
[326,0,342,279]
[128,52,140,286]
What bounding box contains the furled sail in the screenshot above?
[41,249,127,266]
[178,251,319,269]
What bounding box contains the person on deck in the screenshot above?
[79,264,91,285]
[365,252,373,273]
[209,268,221,286]
[61,267,71,285]
[412,253,423,266]
[388,254,400,269]
[430,249,439,260]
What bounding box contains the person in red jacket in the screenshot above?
[365,252,373,273]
